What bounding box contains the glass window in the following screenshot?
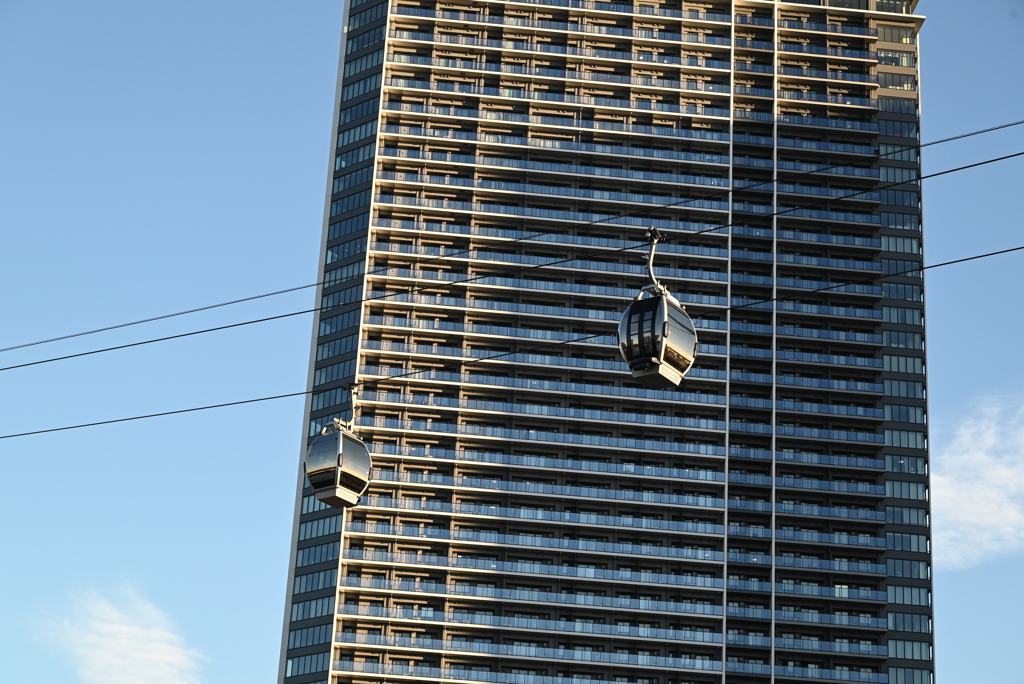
[881,213,920,231]
[878,49,917,67]
[880,144,919,163]
[343,49,383,77]
[879,25,917,44]
[347,2,386,31]
[879,73,918,91]
[880,121,919,139]
[335,142,374,170]
[879,96,918,113]
[346,26,384,54]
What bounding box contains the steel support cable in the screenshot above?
[1,240,1020,441]
[0,332,604,440]
[2,150,1020,378]
[4,118,1022,355]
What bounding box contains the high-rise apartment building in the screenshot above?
[279,1,931,683]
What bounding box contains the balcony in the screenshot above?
[388,54,733,93]
[735,39,775,50]
[778,161,881,178]
[378,171,733,214]
[371,471,724,507]
[777,230,881,247]
[383,78,732,117]
[331,661,723,682]
[775,666,885,682]
[775,452,885,469]
[777,20,878,36]
[774,529,887,547]
[343,549,725,586]
[393,8,734,45]
[774,556,886,574]
[779,92,878,108]
[776,611,887,628]
[775,426,885,444]
[779,68,879,84]
[380,149,731,187]
[776,477,885,495]
[361,497,725,536]
[776,401,883,418]
[775,584,887,601]
[775,638,886,656]
[390,31,732,69]
[366,267,729,309]
[471,0,731,22]
[369,443,728,479]
[380,107,730,142]
[334,634,720,671]
[357,415,726,456]
[346,522,725,559]
[776,503,886,522]
[777,115,879,131]
[378,193,729,233]
[337,577,724,615]
[778,44,877,60]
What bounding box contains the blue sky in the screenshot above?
[0,1,1022,683]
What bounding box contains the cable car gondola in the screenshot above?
[617,229,699,390]
[304,418,372,508]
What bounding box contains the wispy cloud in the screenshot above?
[932,398,1024,569]
[63,588,203,684]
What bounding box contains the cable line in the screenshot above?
[2,240,1021,441]
[2,149,1020,378]
[4,117,1022,355]
[0,333,604,440]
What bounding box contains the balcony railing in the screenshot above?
[369,443,728,478]
[778,114,879,131]
[776,426,885,444]
[779,67,879,84]
[334,633,722,670]
[331,661,723,683]
[774,666,886,682]
[358,414,726,456]
[776,611,887,628]
[774,556,886,574]
[388,54,733,92]
[377,195,729,237]
[379,126,730,165]
[775,584,887,601]
[337,577,723,615]
[370,470,725,508]
[378,171,733,213]
[393,8,734,45]
[777,19,878,36]
[343,548,725,585]
[360,496,726,537]
[346,522,725,558]
[774,529,887,547]
[779,44,878,60]
[776,477,885,494]
[779,91,878,107]
[361,392,726,430]
[391,31,733,69]
[380,148,731,187]
[385,78,731,116]
[380,104,730,141]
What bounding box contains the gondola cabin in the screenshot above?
[304,426,373,508]
[617,290,698,390]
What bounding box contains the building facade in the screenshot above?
[279,1,932,683]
